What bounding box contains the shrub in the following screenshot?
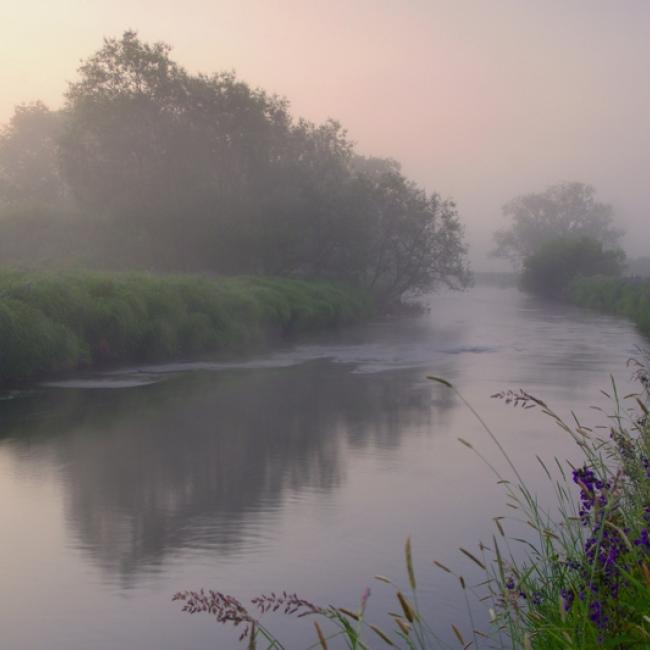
[520,237,625,297]
[568,276,650,334]
[0,270,372,384]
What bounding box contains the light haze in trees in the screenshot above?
[0,32,469,306]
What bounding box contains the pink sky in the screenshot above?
[2,0,649,266]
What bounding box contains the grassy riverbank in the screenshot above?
[568,275,650,334]
[0,271,372,385]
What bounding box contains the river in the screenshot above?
[0,284,647,649]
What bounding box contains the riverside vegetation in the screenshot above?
[0,32,469,307]
[492,183,650,339]
[0,32,470,383]
[515,240,650,338]
[568,276,650,336]
[0,271,370,385]
[174,359,650,648]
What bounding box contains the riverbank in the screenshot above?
[0,271,372,385]
[567,275,650,334]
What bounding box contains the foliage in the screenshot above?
[0,101,69,207]
[0,32,469,305]
[520,237,625,297]
[0,271,371,385]
[493,183,623,266]
[173,361,650,648]
[568,275,650,333]
[478,365,650,649]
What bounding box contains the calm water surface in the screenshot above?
[0,285,647,649]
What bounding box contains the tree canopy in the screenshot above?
[0,31,470,305]
[0,101,68,207]
[493,182,623,266]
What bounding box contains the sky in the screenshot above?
[1,0,649,268]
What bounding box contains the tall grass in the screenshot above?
[568,276,650,334]
[174,358,650,648]
[448,365,650,649]
[0,271,372,384]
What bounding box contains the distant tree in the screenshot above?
[494,182,623,265]
[0,102,68,207]
[520,237,625,297]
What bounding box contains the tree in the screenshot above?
[520,237,625,297]
[353,169,469,304]
[60,30,206,213]
[59,31,293,269]
[493,182,623,265]
[0,101,68,207]
[248,118,357,276]
[0,31,470,303]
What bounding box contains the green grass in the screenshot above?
[567,275,650,334]
[0,270,372,384]
[473,372,650,649]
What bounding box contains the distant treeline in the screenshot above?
[0,271,371,384]
[0,32,469,306]
[567,275,650,334]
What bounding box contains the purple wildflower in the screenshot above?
[560,588,575,612]
[634,528,650,550]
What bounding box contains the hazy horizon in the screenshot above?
[2,0,649,268]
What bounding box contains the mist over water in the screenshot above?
[0,285,646,649]
[1,3,650,647]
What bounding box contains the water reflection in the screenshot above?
[1,361,456,584]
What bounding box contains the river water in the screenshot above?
[0,285,647,649]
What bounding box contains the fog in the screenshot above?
[2,0,649,268]
[2,6,650,646]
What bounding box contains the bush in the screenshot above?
[520,237,625,298]
[568,276,650,334]
[0,270,372,385]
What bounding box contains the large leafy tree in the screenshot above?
[353,166,469,303]
[0,101,68,207]
[60,31,291,269]
[248,119,356,276]
[60,32,188,215]
[493,182,623,265]
[0,31,470,304]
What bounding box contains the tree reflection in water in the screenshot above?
[0,360,456,585]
